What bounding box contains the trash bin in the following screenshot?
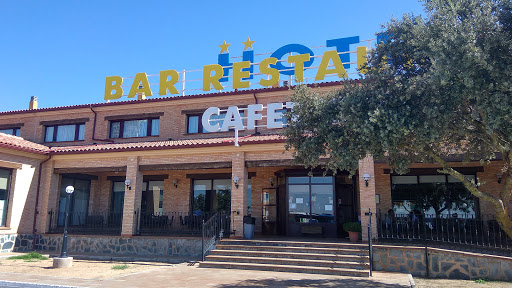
[243,216,256,239]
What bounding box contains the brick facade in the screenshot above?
[0,83,509,248]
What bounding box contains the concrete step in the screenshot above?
[199,261,369,277]
[216,244,368,255]
[210,249,369,263]
[220,239,368,250]
[205,255,370,270]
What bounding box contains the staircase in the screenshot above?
[199,239,370,277]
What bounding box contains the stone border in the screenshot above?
[373,244,512,281]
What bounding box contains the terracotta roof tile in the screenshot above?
[50,134,285,154]
[0,133,49,154]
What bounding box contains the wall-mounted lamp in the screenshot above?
[233,176,240,189]
[173,179,178,188]
[125,179,132,190]
[497,173,503,184]
[269,177,274,187]
[363,173,371,187]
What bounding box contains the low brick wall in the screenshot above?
[2,234,202,258]
[373,245,512,281]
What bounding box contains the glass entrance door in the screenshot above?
[287,176,336,237]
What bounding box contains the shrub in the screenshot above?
[343,222,362,232]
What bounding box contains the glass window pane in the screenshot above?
[214,179,231,213]
[392,176,418,184]
[288,177,310,184]
[77,124,85,140]
[113,182,125,192]
[0,169,10,227]
[151,119,159,136]
[419,175,446,183]
[56,125,76,142]
[110,122,120,138]
[45,126,54,142]
[147,181,164,214]
[0,129,13,135]
[193,180,212,215]
[448,175,476,183]
[311,176,333,184]
[188,116,199,133]
[123,120,148,138]
[311,185,334,222]
[289,185,310,216]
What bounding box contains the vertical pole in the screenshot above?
[367,208,373,277]
[59,194,71,258]
[202,220,205,261]
[182,70,186,96]
[234,129,240,147]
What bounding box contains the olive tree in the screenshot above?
[284,0,512,238]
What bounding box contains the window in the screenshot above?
[45,124,85,142]
[110,118,159,138]
[0,169,11,227]
[141,181,164,215]
[391,174,477,217]
[0,128,20,137]
[187,112,245,134]
[192,179,231,216]
[288,176,334,224]
[57,177,90,226]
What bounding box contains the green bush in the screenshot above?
[343,222,362,232]
[112,264,129,270]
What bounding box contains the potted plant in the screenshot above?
[343,222,362,242]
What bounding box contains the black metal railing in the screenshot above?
[48,210,122,235]
[138,211,217,236]
[376,211,511,251]
[202,210,230,261]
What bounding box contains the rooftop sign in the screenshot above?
[104,36,375,101]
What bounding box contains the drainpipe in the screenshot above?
[89,105,114,143]
[252,93,259,135]
[32,155,52,250]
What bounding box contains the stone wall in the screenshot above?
[373,245,512,281]
[1,234,202,258]
[33,234,202,258]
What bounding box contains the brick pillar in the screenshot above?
[359,155,377,242]
[231,152,248,238]
[121,156,142,236]
[36,160,58,234]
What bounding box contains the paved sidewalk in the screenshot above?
[0,262,413,288]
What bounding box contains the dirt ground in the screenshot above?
[415,278,512,288]
[0,257,173,280]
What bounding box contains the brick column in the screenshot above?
[231,152,248,238]
[359,155,377,242]
[36,160,59,234]
[121,156,142,236]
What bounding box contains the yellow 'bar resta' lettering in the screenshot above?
[315,50,348,81]
[288,53,310,83]
[104,76,123,100]
[128,73,153,98]
[203,64,224,91]
[258,57,280,87]
[233,61,251,89]
[357,46,368,74]
[159,69,180,95]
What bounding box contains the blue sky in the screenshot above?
[0,1,425,112]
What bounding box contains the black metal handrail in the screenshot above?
[48,210,122,235]
[202,210,230,261]
[376,211,511,251]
